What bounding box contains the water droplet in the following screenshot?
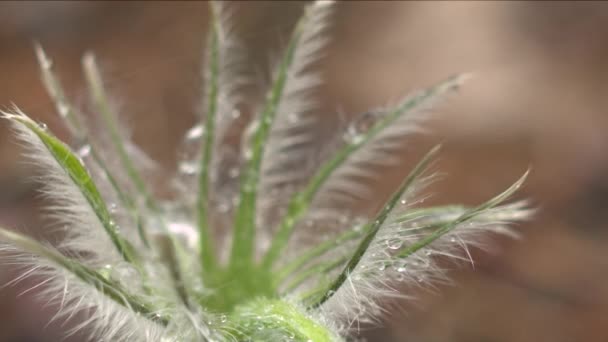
[77,144,91,158]
[397,265,407,273]
[217,202,231,213]
[38,122,48,130]
[343,111,380,144]
[343,131,364,145]
[179,161,198,175]
[228,167,239,178]
[386,238,403,250]
[243,148,253,161]
[450,237,457,243]
[39,56,53,70]
[109,203,117,213]
[378,263,386,271]
[111,263,138,284]
[231,195,240,206]
[219,314,227,323]
[185,124,205,141]
[98,264,112,279]
[167,220,198,249]
[400,199,407,205]
[57,103,70,118]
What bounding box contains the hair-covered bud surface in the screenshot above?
[0,1,531,341]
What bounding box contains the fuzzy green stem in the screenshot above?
[231,298,337,342]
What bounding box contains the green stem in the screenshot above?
[231,298,337,342]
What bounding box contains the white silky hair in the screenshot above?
[0,1,532,340]
[280,76,468,270]
[0,241,217,341]
[2,111,217,341]
[4,110,122,268]
[317,194,531,332]
[255,0,335,248]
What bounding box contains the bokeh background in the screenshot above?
[1,1,608,341]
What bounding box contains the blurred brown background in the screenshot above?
[1,1,608,341]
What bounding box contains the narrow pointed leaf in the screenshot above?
[231,0,334,268]
[82,55,191,304]
[309,145,441,308]
[0,226,167,326]
[196,1,222,273]
[2,111,136,264]
[82,53,156,213]
[396,171,529,259]
[262,75,467,268]
[35,44,150,248]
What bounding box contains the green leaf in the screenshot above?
[35,44,150,248]
[230,1,328,269]
[396,170,529,259]
[0,226,168,326]
[3,112,136,264]
[196,0,222,273]
[82,54,191,304]
[34,43,84,138]
[309,145,441,308]
[262,75,466,269]
[82,53,157,213]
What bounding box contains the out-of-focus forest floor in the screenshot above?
[1,2,608,341]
